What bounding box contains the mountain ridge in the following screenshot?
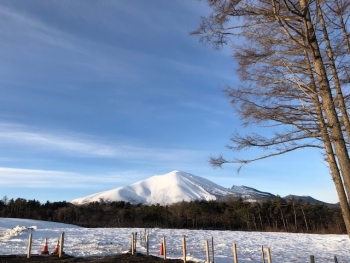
[70,170,331,205]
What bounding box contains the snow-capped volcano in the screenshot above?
[71,170,232,205]
[71,170,278,205]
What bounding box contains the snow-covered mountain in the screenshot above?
[220,185,276,202]
[71,170,275,205]
[71,170,232,205]
[70,170,326,205]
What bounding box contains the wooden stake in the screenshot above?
[59,232,65,258]
[261,245,266,263]
[266,247,272,263]
[131,232,135,255]
[27,233,32,258]
[211,236,215,263]
[134,232,137,252]
[182,236,187,263]
[310,255,315,263]
[232,243,238,263]
[334,256,338,263]
[163,236,167,260]
[205,240,210,263]
[146,234,149,256]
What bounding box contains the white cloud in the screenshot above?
[0,167,145,189]
[0,5,80,52]
[0,122,205,162]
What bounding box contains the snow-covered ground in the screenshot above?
[0,217,349,262]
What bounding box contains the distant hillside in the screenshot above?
[71,170,332,206]
[284,195,330,205]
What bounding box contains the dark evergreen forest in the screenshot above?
[0,196,344,234]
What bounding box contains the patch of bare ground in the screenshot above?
[0,253,191,263]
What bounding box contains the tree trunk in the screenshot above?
[316,0,350,144]
[280,207,287,231]
[303,45,350,236]
[300,0,350,206]
[301,206,309,232]
[292,200,297,232]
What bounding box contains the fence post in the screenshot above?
[232,243,238,263]
[182,236,187,263]
[261,245,266,263]
[334,256,338,263]
[146,234,149,256]
[205,240,210,263]
[211,236,215,263]
[163,236,167,260]
[131,232,135,255]
[310,255,315,263]
[27,233,32,258]
[59,232,65,258]
[134,232,137,252]
[266,247,272,263]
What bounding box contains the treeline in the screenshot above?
[0,196,345,234]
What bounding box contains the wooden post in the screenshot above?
[266,247,272,263]
[205,240,210,263]
[134,232,137,252]
[232,243,238,263]
[211,236,215,263]
[182,236,187,263]
[146,234,149,256]
[27,233,32,258]
[334,256,338,263]
[163,236,167,260]
[131,232,135,255]
[59,232,65,258]
[310,255,315,263]
[261,245,266,263]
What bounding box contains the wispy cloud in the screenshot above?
[0,5,85,53]
[0,167,146,189]
[0,122,205,162]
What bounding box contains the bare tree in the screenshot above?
[192,0,350,236]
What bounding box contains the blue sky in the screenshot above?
[0,0,337,203]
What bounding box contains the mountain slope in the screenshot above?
[71,170,232,205]
[223,185,276,201]
[71,170,332,205]
[284,195,328,205]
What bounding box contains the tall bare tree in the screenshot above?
[192,0,350,236]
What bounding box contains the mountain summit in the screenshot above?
[71,170,277,205]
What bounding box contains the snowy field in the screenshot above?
[0,218,349,263]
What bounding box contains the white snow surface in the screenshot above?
[1,218,350,262]
[229,186,274,198]
[71,170,232,205]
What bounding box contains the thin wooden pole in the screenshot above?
[134,232,137,252]
[266,247,272,263]
[131,232,135,255]
[146,234,149,256]
[27,233,32,258]
[261,245,266,263]
[334,256,338,263]
[310,255,315,263]
[59,232,64,258]
[205,240,210,263]
[182,236,187,263]
[163,236,167,260]
[232,243,238,263]
[211,236,215,263]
